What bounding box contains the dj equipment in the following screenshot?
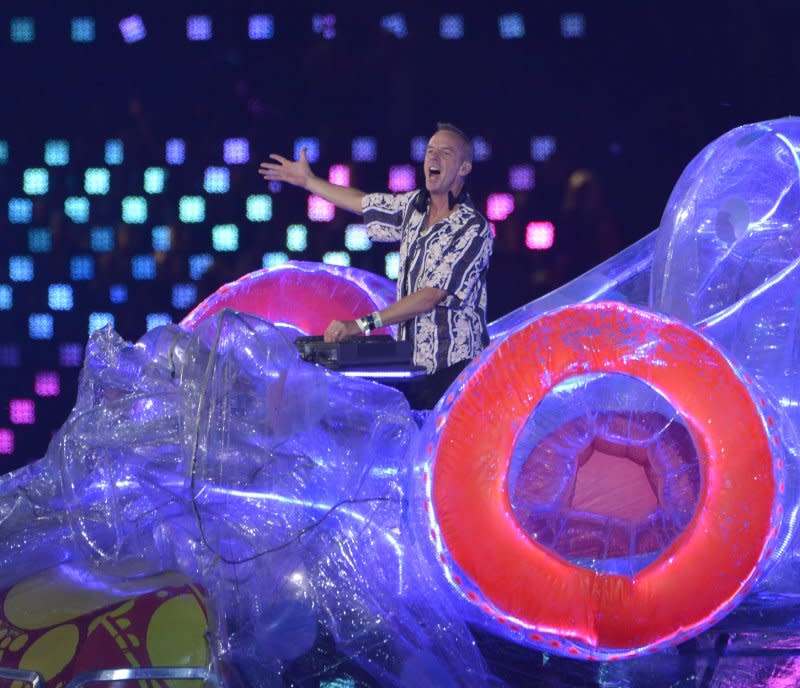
[294,335,414,370]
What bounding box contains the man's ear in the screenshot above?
[459,160,473,177]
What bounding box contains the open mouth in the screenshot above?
[428,167,441,177]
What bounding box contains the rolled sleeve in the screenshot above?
[423,220,493,307]
[362,191,417,243]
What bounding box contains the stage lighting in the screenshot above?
[312,14,336,39]
[328,164,350,186]
[10,18,34,43]
[440,14,464,40]
[224,138,250,164]
[531,136,557,161]
[498,13,525,39]
[28,314,53,341]
[294,138,320,163]
[262,252,288,269]
[249,15,274,40]
[212,224,239,251]
[0,286,11,311]
[9,198,31,224]
[91,227,114,252]
[388,165,415,192]
[9,256,33,282]
[172,284,197,309]
[179,196,205,223]
[85,168,110,195]
[472,137,491,162]
[345,225,372,251]
[119,15,146,43]
[526,221,555,250]
[486,193,515,221]
[385,252,400,279]
[509,165,535,191]
[144,167,166,193]
[65,197,90,223]
[9,400,35,425]
[189,254,213,280]
[0,142,7,164]
[70,256,94,281]
[246,195,272,221]
[186,15,212,41]
[166,139,186,165]
[131,255,156,280]
[34,372,60,397]
[122,196,147,224]
[0,345,20,367]
[151,226,171,251]
[308,195,335,222]
[29,229,51,253]
[380,13,407,39]
[352,137,377,162]
[109,284,128,304]
[561,13,586,38]
[286,224,308,252]
[59,343,83,367]
[105,139,124,165]
[23,168,48,195]
[0,430,13,455]
[89,312,114,335]
[48,284,74,311]
[204,167,230,194]
[44,140,69,166]
[146,313,171,330]
[410,137,427,162]
[71,17,95,42]
[323,251,350,267]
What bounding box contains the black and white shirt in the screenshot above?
[362,190,493,374]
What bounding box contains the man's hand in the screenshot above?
[258,148,314,189]
[324,319,361,343]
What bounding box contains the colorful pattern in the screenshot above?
[362,191,492,373]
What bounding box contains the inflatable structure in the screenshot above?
[2,118,800,686]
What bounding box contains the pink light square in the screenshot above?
[10,399,35,425]
[35,371,60,397]
[388,165,415,192]
[526,221,555,250]
[307,195,335,222]
[0,429,12,454]
[486,193,514,221]
[328,164,350,186]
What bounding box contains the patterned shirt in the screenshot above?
[362,190,493,373]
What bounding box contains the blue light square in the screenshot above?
[48,284,74,311]
[9,198,32,223]
[352,137,377,162]
[9,256,33,282]
[90,227,115,252]
[29,314,53,340]
[11,17,35,43]
[71,17,95,42]
[189,254,213,280]
[85,168,110,195]
[0,285,12,310]
[44,140,69,166]
[172,283,197,309]
[152,226,172,251]
[105,139,124,165]
[131,254,156,280]
[109,284,128,304]
[89,312,114,335]
[249,15,274,40]
[122,196,147,223]
[440,14,464,39]
[65,197,90,223]
[246,195,272,222]
[294,138,319,163]
[204,167,230,193]
[28,229,51,253]
[212,224,239,251]
[166,139,185,165]
[144,167,166,193]
[146,313,171,330]
[498,13,525,39]
[179,196,205,223]
[70,255,94,281]
[23,168,48,195]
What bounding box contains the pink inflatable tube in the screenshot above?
[418,301,782,659]
[180,261,397,335]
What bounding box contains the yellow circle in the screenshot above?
[18,625,78,681]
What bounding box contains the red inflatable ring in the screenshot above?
[426,301,779,657]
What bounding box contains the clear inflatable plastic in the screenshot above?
[3,118,800,685]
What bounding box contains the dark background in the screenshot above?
[1,1,799,471]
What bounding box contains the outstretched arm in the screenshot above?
[324,287,448,342]
[258,147,366,214]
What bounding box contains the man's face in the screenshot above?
[424,130,472,195]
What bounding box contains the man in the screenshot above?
[258,123,492,408]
